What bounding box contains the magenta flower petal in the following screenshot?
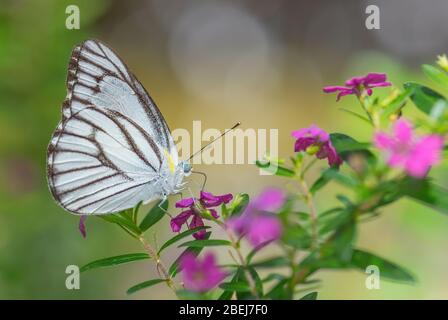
[176,197,195,208]
[246,216,282,247]
[254,188,285,212]
[170,210,193,232]
[322,85,352,93]
[181,252,227,292]
[393,119,413,144]
[292,125,343,168]
[209,208,219,219]
[200,191,233,207]
[79,215,87,238]
[374,132,394,150]
[324,72,391,101]
[374,119,444,178]
[294,136,315,152]
[190,215,206,239]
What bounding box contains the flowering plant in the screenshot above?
[78,57,447,300]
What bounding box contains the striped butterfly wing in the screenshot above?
[47,39,177,215]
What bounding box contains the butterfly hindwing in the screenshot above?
[47,39,176,214]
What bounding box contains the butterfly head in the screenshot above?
[180,161,192,177]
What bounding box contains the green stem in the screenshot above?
[216,220,259,298]
[138,236,178,293]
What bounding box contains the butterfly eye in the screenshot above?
[182,162,192,176]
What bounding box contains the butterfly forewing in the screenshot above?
[47,40,177,214]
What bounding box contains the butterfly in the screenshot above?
[47,39,192,215]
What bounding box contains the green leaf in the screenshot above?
[318,208,351,236]
[228,193,249,216]
[169,232,210,277]
[248,266,264,297]
[99,214,142,236]
[422,64,448,88]
[303,217,356,270]
[80,253,150,272]
[300,291,318,300]
[330,133,375,171]
[218,268,241,300]
[312,167,358,191]
[251,256,290,269]
[330,133,371,154]
[266,278,289,300]
[139,200,168,232]
[178,239,231,248]
[219,282,250,292]
[338,108,371,125]
[400,178,448,214]
[235,267,263,299]
[350,249,415,284]
[310,168,335,194]
[158,226,210,254]
[255,160,295,177]
[380,89,412,121]
[127,279,166,295]
[282,223,312,249]
[404,82,447,115]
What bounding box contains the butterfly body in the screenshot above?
[47,39,190,215]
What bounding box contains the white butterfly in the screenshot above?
[47,39,192,215]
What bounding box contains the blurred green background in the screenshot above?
[1,0,448,299]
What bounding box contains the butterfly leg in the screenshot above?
[191,171,207,191]
[158,197,174,218]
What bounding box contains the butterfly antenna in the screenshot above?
[188,122,241,161]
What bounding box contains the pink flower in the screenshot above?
[180,252,228,292]
[79,215,87,238]
[226,188,284,247]
[323,73,391,101]
[374,119,444,178]
[171,191,233,239]
[292,124,343,167]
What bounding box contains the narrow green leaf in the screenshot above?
[99,214,142,235]
[248,266,264,297]
[422,64,448,87]
[218,270,240,300]
[178,239,231,248]
[350,249,416,283]
[80,253,150,272]
[158,226,210,254]
[330,133,371,154]
[169,232,210,277]
[228,193,250,216]
[127,279,166,295]
[139,200,168,232]
[255,160,295,177]
[381,89,412,121]
[282,223,312,249]
[400,178,448,214]
[330,133,375,171]
[404,82,447,115]
[338,108,371,125]
[219,282,250,292]
[251,256,289,269]
[300,291,318,300]
[310,168,335,194]
[266,279,289,300]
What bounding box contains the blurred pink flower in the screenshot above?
[171,191,233,239]
[292,124,343,167]
[180,252,227,292]
[226,188,284,247]
[374,119,444,178]
[323,72,391,101]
